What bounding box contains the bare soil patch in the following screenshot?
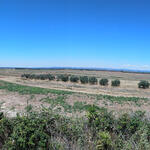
[0,90,51,117]
[0,88,150,118]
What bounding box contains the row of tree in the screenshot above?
[21,74,121,86]
[21,74,150,89]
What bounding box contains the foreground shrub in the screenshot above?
[138,80,149,89]
[96,131,112,150]
[0,113,12,148]
[2,111,83,150]
[70,76,79,83]
[89,77,98,84]
[87,105,114,131]
[111,79,120,87]
[80,76,89,84]
[1,105,150,149]
[116,111,145,136]
[5,115,50,149]
[99,78,109,86]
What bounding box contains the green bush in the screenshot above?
[57,74,69,82]
[89,77,98,84]
[99,78,109,86]
[5,115,49,149]
[1,106,150,149]
[87,106,114,131]
[96,131,112,150]
[21,74,55,81]
[21,74,31,79]
[111,79,120,87]
[47,74,55,81]
[70,76,79,83]
[39,74,46,80]
[0,113,12,148]
[138,80,149,89]
[116,111,145,135]
[80,76,89,84]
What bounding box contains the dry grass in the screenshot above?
[0,74,150,98]
[0,69,150,117]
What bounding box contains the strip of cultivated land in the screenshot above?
[0,73,150,98]
[0,80,150,118]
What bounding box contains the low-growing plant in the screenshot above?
[138,80,149,89]
[0,80,72,95]
[0,113,12,148]
[96,131,112,150]
[80,76,89,84]
[99,78,109,86]
[87,105,114,131]
[116,111,145,136]
[89,76,98,85]
[4,114,50,149]
[70,75,79,83]
[111,79,120,87]
[1,105,150,149]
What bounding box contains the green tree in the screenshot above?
[138,80,149,89]
[99,78,109,86]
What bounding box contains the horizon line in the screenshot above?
[0,66,150,73]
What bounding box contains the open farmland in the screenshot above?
[0,69,150,117]
[1,69,150,149]
[0,69,150,98]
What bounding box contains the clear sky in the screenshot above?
[0,0,150,70]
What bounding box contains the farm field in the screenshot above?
[0,69,150,117]
[1,69,150,149]
[0,69,150,98]
[0,79,149,117]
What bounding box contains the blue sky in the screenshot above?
[0,0,150,70]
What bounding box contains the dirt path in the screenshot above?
[0,75,150,98]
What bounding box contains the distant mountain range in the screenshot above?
[0,67,150,74]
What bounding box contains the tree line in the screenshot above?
[21,74,150,89]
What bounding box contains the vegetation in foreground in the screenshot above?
[1,105,150,150]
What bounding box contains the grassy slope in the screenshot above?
[0,80,73,95]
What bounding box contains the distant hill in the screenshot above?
[0,67,150,74]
